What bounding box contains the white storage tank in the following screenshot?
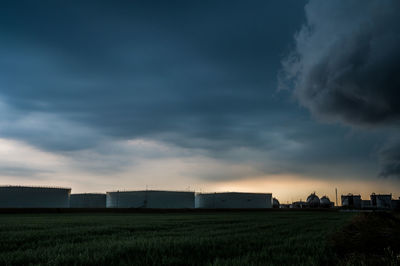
[195,192,272,208]
[70,193,106,208]
[320,196,332,208]
[306,193,320,208]
[341,194,362,209]
[106,190,195,208]
[375,194,392,209]
[0,186,70,208]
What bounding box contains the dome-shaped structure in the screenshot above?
[272,198,280,208]
[306,192,320,208]
[320,195,331,208]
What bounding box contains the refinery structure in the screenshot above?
[0,185,399,210]
[341,193,398,210]
[281,193,334,209]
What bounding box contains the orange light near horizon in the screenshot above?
[209,174,400,205]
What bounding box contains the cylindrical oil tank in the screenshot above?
[0,186,70,208]
[272,198,280,208]
[376,194,392,209]
[106,190,195,208]
[70,193,106,208]
[306,193,320,208]
[195,192,272,208]
[320,196,332,208]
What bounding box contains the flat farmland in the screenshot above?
[0,211,357,265]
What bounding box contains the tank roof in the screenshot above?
[307,192,319,200]
[106,190,194,193]
[196,192,272,196]
[0,185,71,190]
[71,193,105,196]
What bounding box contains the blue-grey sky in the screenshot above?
[0,0,399,201]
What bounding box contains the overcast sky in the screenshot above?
[1,0,399,202]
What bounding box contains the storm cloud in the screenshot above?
[0,0,306,152]
[283,0,400,177]
[283,0,400,126]
[378,138,400,178]
[0,0,396,186]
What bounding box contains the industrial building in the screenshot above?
[0,186,70,208]
[341,193,399,209]
[371,193,392,209]
[195,192,272,208]
[290,201,308,208]
[70,193,106,208]
[106,190,195,208]
[289,193,333,208]
[341,194,362,209]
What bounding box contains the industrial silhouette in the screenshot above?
[0,185,398,210]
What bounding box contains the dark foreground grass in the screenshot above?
[329,212,400,266]
[0,211,353,265]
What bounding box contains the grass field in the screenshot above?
[0,211,356,265]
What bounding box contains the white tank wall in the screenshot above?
[195,192,272,208]
[70,193,106,208]
[106,190,195,208]
[0,186,70,208]
[376,195,392,209]
[341,195,362,208]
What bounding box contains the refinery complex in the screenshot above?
[0,185,399,210]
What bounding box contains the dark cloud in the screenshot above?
[282,0,400,177]
[283,0,400,126]
[0,0,393,182]
[379,138,400,178]
[0,0,306,152]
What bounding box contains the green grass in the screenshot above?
[0,211,353,265]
